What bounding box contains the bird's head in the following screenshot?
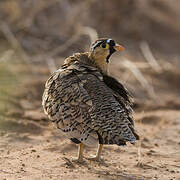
[89,38,124,73]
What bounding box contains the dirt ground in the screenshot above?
[0,107,180,180]
[0,59,180,180]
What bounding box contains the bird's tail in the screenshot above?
[99,125,139,146]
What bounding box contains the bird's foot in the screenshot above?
[86,155,103,162]
[72,157,85,164]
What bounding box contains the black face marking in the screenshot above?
[91,38,117,63]
[91,39,108,50]
[106,39,115,46]
[92,41,103,50]
[106,39,116,63]
[106,47,116,63]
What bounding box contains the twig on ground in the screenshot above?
[137,111,144,166]
[137,140,142,166]
[62,157,75,168]
[0,169,14,174]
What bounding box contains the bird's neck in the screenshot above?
[89,54,109,75]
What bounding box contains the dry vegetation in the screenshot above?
[0,0,180,180]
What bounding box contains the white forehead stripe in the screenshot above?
[106,39,112,43]
[92,41,101,50]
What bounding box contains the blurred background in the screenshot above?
[0,0,179,118]
[0,1,180,179]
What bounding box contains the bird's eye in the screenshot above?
[100,43,109,49]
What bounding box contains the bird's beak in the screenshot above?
[114,44,125,51]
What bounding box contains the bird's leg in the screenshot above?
[77,142,84,161]
[72,143,84,163]
[87,144,103,162]
[95,144,103,161]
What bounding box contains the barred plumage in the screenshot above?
[42,39,139,162]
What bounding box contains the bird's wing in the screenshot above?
[103,75,133,107]
[103,75,134,124]
[42,63,99,147]
[42,62,138,146]
[102,75,139,141]
[76,70,139,145]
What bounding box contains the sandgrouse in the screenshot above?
[42,38,139,162]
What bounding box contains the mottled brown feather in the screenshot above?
[42,52,139,147]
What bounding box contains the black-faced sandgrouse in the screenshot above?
[42,38,139,162]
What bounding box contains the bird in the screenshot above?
[42,38,139,163]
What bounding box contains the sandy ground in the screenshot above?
[0,101,180,180]
[0,56,180,180]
